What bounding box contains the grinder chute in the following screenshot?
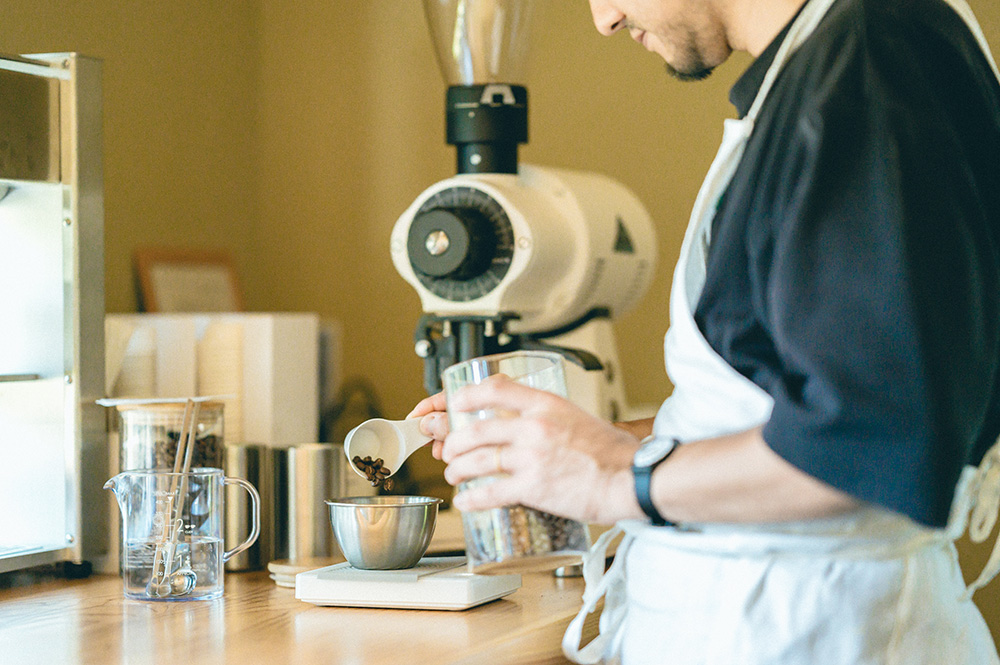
[393,0,657,421]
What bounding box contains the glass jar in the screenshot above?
[117,402,225,471]
[458,476,591,574]
[443,351,591,573]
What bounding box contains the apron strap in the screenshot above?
[562,526,632,664]
[744,0,840,122]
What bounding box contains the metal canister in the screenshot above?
[271,442,380,564]
[272,443,337,562]
[223,443,271,571]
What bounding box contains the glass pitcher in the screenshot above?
[104,468,260,600]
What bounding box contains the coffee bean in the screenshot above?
[352,455,393,490]
[153,431,222,469]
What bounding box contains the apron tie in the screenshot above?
[562,526,632,664]
[950,438,1000,598]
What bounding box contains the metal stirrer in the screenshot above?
[168,400,201,593]
[145,399,199,597]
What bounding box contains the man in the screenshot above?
[410,0,1000,662]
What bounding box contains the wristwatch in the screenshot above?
[631,436,679,527]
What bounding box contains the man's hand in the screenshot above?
[441,374,644,524]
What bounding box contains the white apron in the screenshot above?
[563,0,1000,662]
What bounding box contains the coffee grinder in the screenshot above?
[391,0,657,420]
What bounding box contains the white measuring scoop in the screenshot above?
[344,418,431,479]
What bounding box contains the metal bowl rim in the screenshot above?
[324,495,443,507]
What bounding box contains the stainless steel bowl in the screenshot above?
[325,495,443,569]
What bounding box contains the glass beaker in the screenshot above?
[104,468,260,601]
[117,402,225,471]
[442,350,591,573]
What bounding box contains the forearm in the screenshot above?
[616,427,860,524]
[613,417,655,440]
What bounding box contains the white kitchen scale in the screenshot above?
[295,556,522,611]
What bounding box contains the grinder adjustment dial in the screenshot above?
[407,186,514,302]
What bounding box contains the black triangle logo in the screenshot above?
[613,217,635,254]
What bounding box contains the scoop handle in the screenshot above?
[396,418,431,458]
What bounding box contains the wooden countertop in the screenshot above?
[0,566,598,665]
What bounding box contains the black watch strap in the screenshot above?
[632,438,679,527]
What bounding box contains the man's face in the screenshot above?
[588,0,730,81]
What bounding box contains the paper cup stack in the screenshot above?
[112,324,156,398]
[197,321,243,443]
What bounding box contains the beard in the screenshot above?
[656,23,717,82]
[663,35,715,81]
[665,61,715,81]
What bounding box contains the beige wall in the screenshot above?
[3,0,1000,642]
[0,0,262,314]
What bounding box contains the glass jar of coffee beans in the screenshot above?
[458,475,591,574]
[117,402,225,471]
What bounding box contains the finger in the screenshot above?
[441,414,545,463]
[406,391,447,419]
[443,445,501,486]
[419,411,450,442]
[431,440,444,460]
[449,375,561,416]
[443,442,526,486]
[442,416,510,463]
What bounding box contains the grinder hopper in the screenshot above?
[423,0,535,86]
[423,0,535,175]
